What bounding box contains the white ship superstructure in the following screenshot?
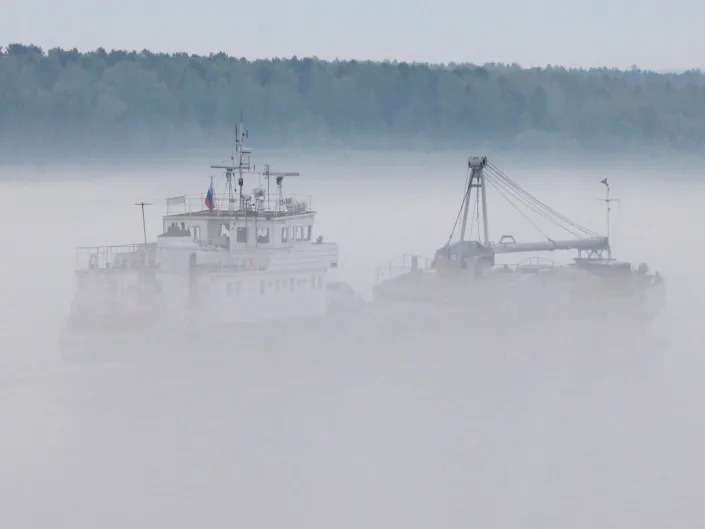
[68,126,338,333]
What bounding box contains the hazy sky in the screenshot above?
[2,0,703,70]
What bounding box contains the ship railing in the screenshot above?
[375,254,433,283]
[516,256,561,269]
[76,243,157,271]
[165,194,313,216]
[494,256,562,273]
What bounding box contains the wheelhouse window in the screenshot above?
[189,226,201,240]
[257,227,270,244]
[281,226,289,243]
[294,225,311,241]
[236,227,248,243]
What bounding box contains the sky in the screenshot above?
[1,0,704,71]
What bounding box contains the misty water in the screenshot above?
[1,151,704,528]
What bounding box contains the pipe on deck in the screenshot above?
[492,237,609,254]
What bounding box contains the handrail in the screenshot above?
[165,194,313,216]
[76,243,156,271]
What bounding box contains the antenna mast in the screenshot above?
[599,178,619,257]
[211,117,251,212]
[134,201,152,265]
[226,164,233,212]
[236,119,249,210]
[264,164,271,210]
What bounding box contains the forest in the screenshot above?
[3,43,705,157]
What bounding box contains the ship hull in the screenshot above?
[59,287,664,373]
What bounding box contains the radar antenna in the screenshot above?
[262,164,300,211]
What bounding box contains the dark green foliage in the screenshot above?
[2,43,705,156]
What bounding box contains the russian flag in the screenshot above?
[205,182,214,211]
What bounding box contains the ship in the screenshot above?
[61,147,665,366]
[61,125,352,365]
[371,156,665,348]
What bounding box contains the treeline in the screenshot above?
[3,43,705,157]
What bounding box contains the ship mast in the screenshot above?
[235,120,249,210]
[599,178,618,258]
[459,156,489,244]
[210,118,251,212]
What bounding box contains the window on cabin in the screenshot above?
[292,225,311,241]
[257,227,270,244]
[220,224,230,237]
[236,227,248,243]
[295,225,311,241]
[227,282,233,297]
[289,277,295,291]
[281,226,289,243]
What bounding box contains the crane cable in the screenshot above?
[485,162,600,238]
[486,162,600,237]
[483,170,583,238]
[484,175,554,241]
[485,166,593,237]
[444,165,474,247]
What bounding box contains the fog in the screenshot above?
[1,151,705,528]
